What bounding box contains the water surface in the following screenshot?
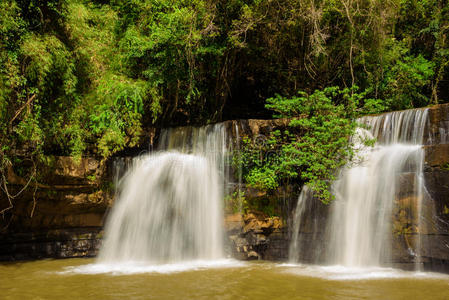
[1,259,449,299]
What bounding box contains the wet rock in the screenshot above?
[393,196,418,235]
[420,234,449,261]
[0,154,113,261]
[423,168,449,235]
[225,211,289,261]
[7,156,105,187]
[242,212,282,234]
[247,251,259,260]
[0,228,102,260]
[224,214,244,234]
[246,119,290,136]
[427,103,449,144]
[424,144,449,168]
[396,173,418,198]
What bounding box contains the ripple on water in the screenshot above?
[278,263,449,281]
[58,259,246,275]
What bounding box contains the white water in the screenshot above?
[290,108,429,269]
[280,263,449,281]
[65,259,245,275]
[158,123,229,179]
[97,124,229,267]
[289,186,314,263]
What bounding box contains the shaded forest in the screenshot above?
[1,0,449,202]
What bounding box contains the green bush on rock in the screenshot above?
[235,87,369,204]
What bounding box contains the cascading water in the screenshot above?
[98,124,228,265]
[289,186,316,263]
[289,108,430,269]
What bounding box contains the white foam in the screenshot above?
[59,259,245,275]
[279,263,449,281]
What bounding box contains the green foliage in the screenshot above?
[234,133,293,191]
[371,39,435,111]
[1,0,449,163]
[0,1,24,50]
[224,190,247,213]
[89,74,147,158]
[236,87,361,203]
[114,0,227,121]
[86,174,96,182]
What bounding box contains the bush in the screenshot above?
[235,86,363,204]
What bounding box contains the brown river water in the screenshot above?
[1,258,449,299]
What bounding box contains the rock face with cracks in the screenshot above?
[225,212,288,261]
[0,156,112,260]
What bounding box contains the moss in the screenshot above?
[443,205,449,215]
[99,180,114,193]
[86,174,96,182]
[393,221,413,236]
[245,195,282,217]
[224,190,247,214]
[46,189,57,197]
[75,233,91,240]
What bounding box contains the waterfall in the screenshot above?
[359,109,430,144]
[98,124,228,264]
[289,186,316,263]
[158,124,228,172]
[289,108,429,269]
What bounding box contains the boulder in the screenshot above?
[225,211,289,261]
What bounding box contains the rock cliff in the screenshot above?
[1,104,449,271]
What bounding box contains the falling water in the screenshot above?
[158,124,229,171]
[289,186,316,263]
[289,108,429,269]
[358,108,430,144]
[98,124,228,264]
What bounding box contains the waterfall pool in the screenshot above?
[1,259,448,299]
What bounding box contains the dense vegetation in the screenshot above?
[1,0,449,206]
[235,87,371,203]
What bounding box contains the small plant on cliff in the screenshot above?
[235,86,363,204]
[224,190,248,214]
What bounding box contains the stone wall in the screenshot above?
[421,142,449,271]
[0,229,102,260]
[0,156,112,260]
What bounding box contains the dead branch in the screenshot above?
[10,94,36,124]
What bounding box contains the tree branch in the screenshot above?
[10,94,36,124]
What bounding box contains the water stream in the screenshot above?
[98,124,230,266]
[290,108,431,269]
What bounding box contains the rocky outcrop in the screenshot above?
[219,118,290,149]
[427,103,449,144]
[225,212,288,260]
[0,156,112,260]
[421,143,449,270]
[0,229,102,261]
